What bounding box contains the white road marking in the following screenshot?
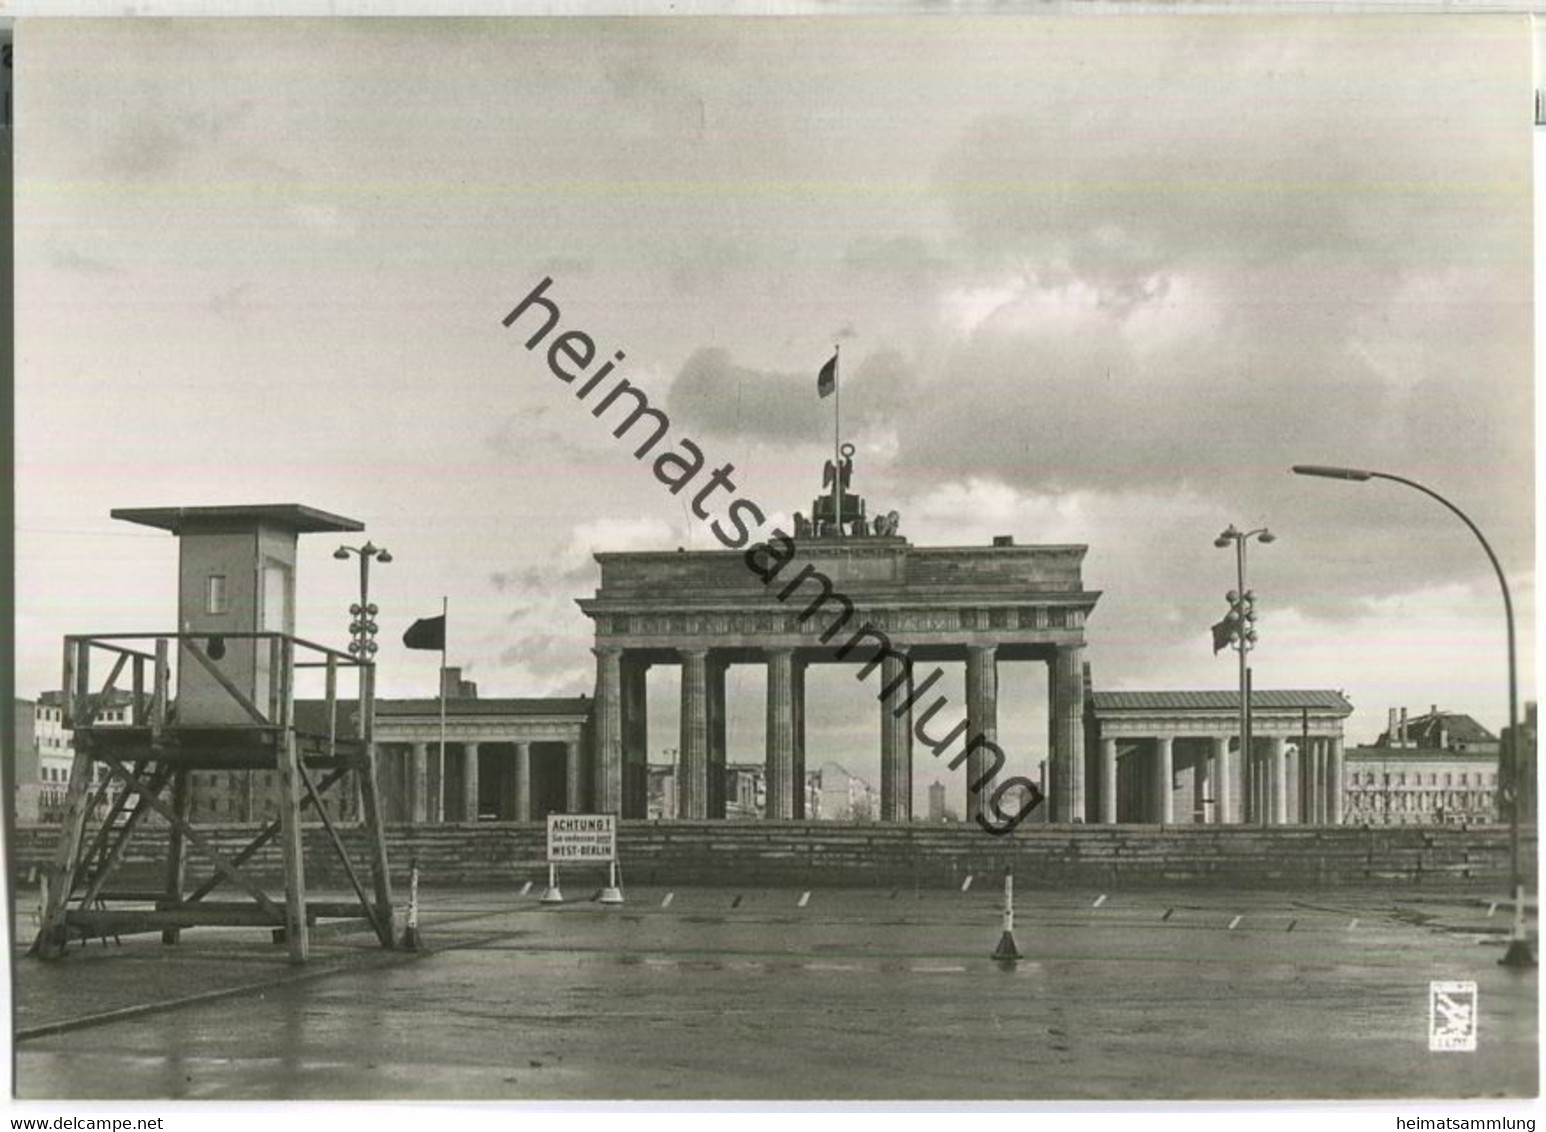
[1228,915,1242,930]
[661,892,675,908]
[797,891,811,908]
[961,875,973,892]
[1092,894,1108,908]
[518,881,532,896]
[911,964,968,973]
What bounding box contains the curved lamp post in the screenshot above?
[1216,525,1275,823]
[334,541,393,661]
[1292,464,1533,969]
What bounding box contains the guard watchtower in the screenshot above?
[33,505,396,964]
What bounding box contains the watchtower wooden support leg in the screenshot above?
[35,747,99,958]
[298,762,392,948]
[162,769,192,945]
[358,741,398,948]
[276,730,311,964]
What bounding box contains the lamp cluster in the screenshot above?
[349,601,380,656]
[1221,588,1258,652]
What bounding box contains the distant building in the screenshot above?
[809,761,876,822]
[22,691,141,824]
[1345,705,1502,825]
[1375,705,1499,755]
[927,780,947,823]
[647,759,765,820]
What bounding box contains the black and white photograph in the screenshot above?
[4,5,1539,1114]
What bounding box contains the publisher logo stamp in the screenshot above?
[1429,981,1478,1052]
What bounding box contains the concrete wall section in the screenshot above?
[10,822,1532,891]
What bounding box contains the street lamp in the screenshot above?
[1292,464,1533,969]
[1216,524,1276,824]
[334,542,393,662]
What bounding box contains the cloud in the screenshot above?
[666,345,919,445]
[42,235,121,276]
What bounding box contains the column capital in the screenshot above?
[592,645,623,659]
[966,643,998,659]
[679,646,709,661]
[765,646,794,660]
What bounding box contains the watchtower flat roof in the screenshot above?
[111,504,365,534]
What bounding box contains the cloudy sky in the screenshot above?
[15,17,1533,811]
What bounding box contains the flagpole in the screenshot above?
[832,343,842,537]
[438,594,447,821]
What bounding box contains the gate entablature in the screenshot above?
[580,541,1100,656]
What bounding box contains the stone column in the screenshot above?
[706,654,728,820]
[1211,736,1232,824]
[1051,645,1086,822]
[1194,744,1210,824]
[514,740,531,822]
[621,657,649,819]
[593,647,623,814]
[792,657,808,819]
[463,741,481,823]
[564,739,583,812]
[1306,738,1322,824]
[1268,736,1288,825]
[410,742,429,824]
[965,645,999,823]
[1154,735,1174,824]
[1099,737,1119,824]
[880,649,913,823]
[1328,735,1345,825]
[678,648,709,820]
[765,648,796,820]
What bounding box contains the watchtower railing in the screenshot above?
[60,632,375,754]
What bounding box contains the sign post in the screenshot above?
[545,814,622,905]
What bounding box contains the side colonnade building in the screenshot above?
[1086,690,1353,825]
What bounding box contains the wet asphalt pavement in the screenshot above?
[12,884,1537,1100]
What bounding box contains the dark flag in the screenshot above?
[817,352,837,399]
[1211,617,1235,655]
[403,615,446,651]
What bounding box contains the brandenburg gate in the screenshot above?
[577,468,1102,823]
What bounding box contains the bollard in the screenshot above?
[1501,881,1536,969]
[399,858,422,950]
[991,866,1021,963]
[540,862,564,905]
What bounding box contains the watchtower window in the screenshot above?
[205,574,229,615]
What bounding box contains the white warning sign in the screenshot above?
[547,814,617,863]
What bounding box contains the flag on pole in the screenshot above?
[1211,617,1235,655]
[817,352,837,399]
[403,615,446,651]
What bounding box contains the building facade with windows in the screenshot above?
[1342,706,1502,825]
